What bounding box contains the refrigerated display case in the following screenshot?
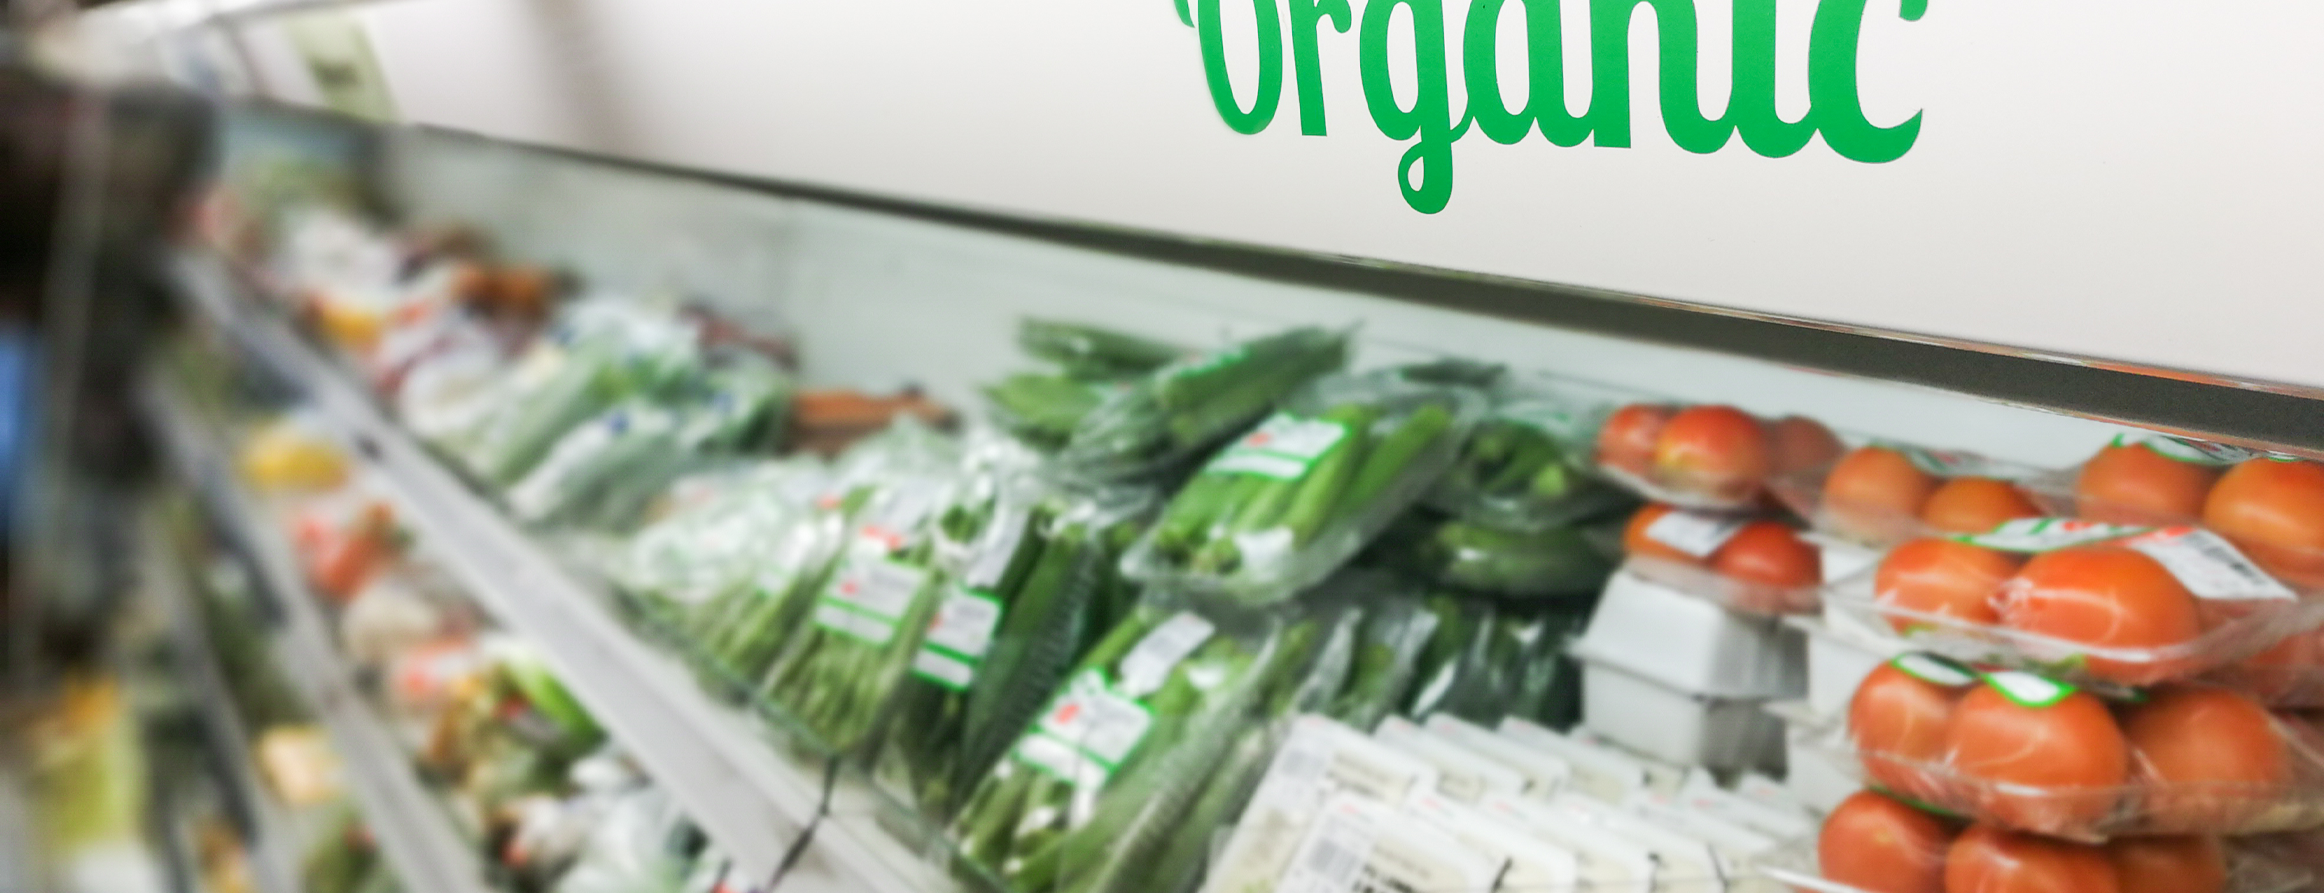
[14,2,2324,893]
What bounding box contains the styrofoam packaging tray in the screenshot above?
[1579,657,1784,773]
[1571,570,1805,698]
[1764,700,1854,815]
[1786,612,1908,719]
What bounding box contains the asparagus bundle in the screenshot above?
[1056,326,1349,479]
[1125,371,1484,604]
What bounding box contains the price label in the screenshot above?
[1117,612,1216,697]
[2124,527,2296,601]
[1209,414,1350,480]
[1644,509,1750,558]
[1034,671,1154,769]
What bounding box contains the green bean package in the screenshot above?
[1124,371,1486,605]
[949,606,1300,893]
[1055,326,1349,480]
[872,480,1157,820]
[757,467,964,754]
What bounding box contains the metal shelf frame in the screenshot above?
[166,249,949,892]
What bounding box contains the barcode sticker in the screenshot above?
[1645,509,1750,558]
[1209,414,1350,481]
[1280,807,1375,893]
[1116,612,1216,697]
[2124,527,2296,601]
[1036,671,1154,768]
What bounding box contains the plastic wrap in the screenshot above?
[1428,374,1636,531]
[1828,657,2324,838]
[438,299,705,485]
[506,354,791,528]
[1769,440,2051,547]
[1123,371,1485,604]
[1823,518,2324,692]
[1760,789,2309,893]
[1588,401,1844,512]
[872,476,1157,819]
[1056,326,1349,480]
[2025,439,2324,594]
[1389,515,1618,598]
[947,606,1295,893]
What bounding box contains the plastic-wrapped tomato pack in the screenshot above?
[1823,655,2324,839]
[2026,437,2324,593]
[1612,503,1874,615]
[1755,789,2305,893]
[1769,441,2051,547]
[1590,401,1843,512]
[1821,517,2324,694]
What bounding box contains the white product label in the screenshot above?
[1117,612,1217,697]
[1954,517,2145,552]
[1209,414,1350,480]
[1279,808,1375,893]
[815,557,927,645]
[859,476,950,547]
[2123,527,2297,601]
[2121,433,2266,466]
[910,650,976,690]
[1035,671,1154,770]
[963,501,1033,589]
[1983,671,2075,708]
[1644,509,1750,558]
[1891,653,1977,687]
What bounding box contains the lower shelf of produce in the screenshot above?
[142,373,497,893]
[168,251,949,892]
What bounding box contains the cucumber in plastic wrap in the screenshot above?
[1387,515,1620,598]
[1055,326,1348,480]
[1427,373,1636,530]
[1123,369,1485,605]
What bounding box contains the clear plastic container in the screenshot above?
[1822,517,2324,693]
[1756,830,2311,893]
[1614,504,1877,616]
[1121,370,1485,605]
[1588,401,1844,512]
[2023,438,2324,593]
[1768,440,2052,547]
[1827,661,2324,839]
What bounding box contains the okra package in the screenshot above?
[948,605,1307,893]
[1055,326,1349,480]
[1428,373,1637,531]
[1124,370,1486,604]
[871,474,1158,820]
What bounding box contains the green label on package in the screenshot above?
[1208,413,1349,480]
[1016,669,1154,787]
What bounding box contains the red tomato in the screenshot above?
[1942,682,2128,832]
[1875,539,2021,634]
[1997,547,2204,683]
[2203,459,2324,590]
[1596,403,1674,476]
[1945,824,2119,893]
[1919,478,2043,535]
[1710,521,1822,587]
[1622,503,1705,567]
[1820,790,1956,893]
[1824,446,1942,544]
[1651,405,1770,502]
[2076,443,2220,526]
[1770,415,1845,476]
[2121,686,2288,829]
[1850,661,1968,804]
[2105,836,2225,893]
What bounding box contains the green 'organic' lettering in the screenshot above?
[1185,0,1926,212]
